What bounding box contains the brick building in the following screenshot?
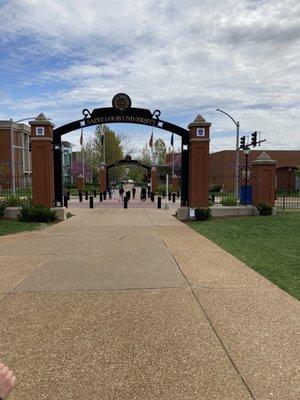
[0,121,74,192]
[209,150,300,191]
[0,121,31,190]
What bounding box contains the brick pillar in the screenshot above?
[29,113,55,208]
[76,174,85,191]
[252,152,277,207]
[151,166,157,193]
[99,163,106,193]
[188,115,211,207]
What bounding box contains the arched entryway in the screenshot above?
[29,94,211,209]
[98,155,151,194]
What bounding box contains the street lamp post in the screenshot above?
[216,109,240,199]
[243,146,251,205]
[10,117,35,196]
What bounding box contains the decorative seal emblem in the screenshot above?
[112,93,131,111]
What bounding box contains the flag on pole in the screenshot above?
[79,129,83,146]
[149,130,153,148]
[170,133,174,147]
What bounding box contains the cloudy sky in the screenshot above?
[0,0,299,153]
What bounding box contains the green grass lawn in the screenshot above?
[0,220,44,236]
[188,211,300,300]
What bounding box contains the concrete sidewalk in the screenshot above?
[0,208,299,399]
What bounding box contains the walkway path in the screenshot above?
[0,208,298,399]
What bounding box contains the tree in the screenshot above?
[139,139,167,166]
[71,160,92,182]
[79,125,137,183]
[140,143,151,166]
[152,138,167,165]
[126,165,149,184]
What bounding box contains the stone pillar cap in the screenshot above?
[252,151,276,165]
[77,173,84,178]
[29,113,55,127]
[188,114,211,128]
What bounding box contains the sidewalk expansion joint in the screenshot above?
[10,234,77,293]
[168,247,256,400]
[8,286,190,295]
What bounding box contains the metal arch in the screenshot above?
[53,100,189,208]
[106,159,151,172]
[53,107,189,140]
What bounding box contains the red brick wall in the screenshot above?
[210,150,300,175]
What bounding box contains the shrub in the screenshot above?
[18,205,57,222]
[3,195,31,207]
[209,184,222,193]
[155,184,177,196]
[221,196,237,206]
[0,201,6,217]
[195,207,211,221]
[256,203,273,216]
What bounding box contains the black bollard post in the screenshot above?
[67,191,70,200]
[162,190,166,198]
[151,192,155,202]
[157,196,161,209]
[89,196,94,208]
[79,191,83,202]
[100,192,103,202]
[124,196,128,209]
[85,191,88,200]
[168,192,171,201]
[177,190,180,198]
[172,192,176,203]
[147,188,151,198]
[63,195,68,208]
[94,190,97,198]
[103,191,107,200]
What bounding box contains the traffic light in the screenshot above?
[240,136,245,149]
[251,131,257,147]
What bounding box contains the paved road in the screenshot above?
[0,208,299,399]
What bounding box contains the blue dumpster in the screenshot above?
[240,185,252,205]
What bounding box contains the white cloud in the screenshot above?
[0,0,299,151]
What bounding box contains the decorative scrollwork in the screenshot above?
[82,108,91,119]
[152,109,161,119]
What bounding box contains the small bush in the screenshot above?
[0,201,6,217]
[209,184,222,193]
[155,184,177,196]
[221,196,237,206]
[256,203,273,216]
[18,205,57,222]
[4,195,31,207]
[195,207,211,221]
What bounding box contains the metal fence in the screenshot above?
[275,192,300,210]
[0,176,32,199]
[210,173,239,205]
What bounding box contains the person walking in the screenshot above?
[132,186,136,199]
[141,186,146,200]
[119,186,124,201]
